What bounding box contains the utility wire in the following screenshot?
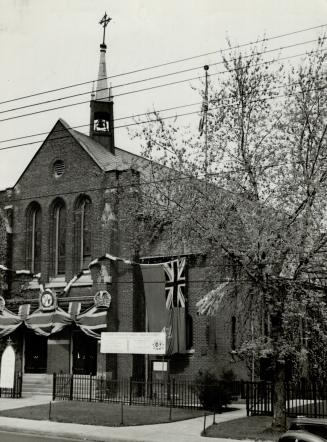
[0,46,325,125]
[0,23,325,106]
[0,64,323,145]
[0,82,325,152]
[0,37,322,116]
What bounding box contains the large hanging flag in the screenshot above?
[141,257,187,354]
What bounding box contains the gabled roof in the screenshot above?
[61,119,154,174]
[8,118,156,191]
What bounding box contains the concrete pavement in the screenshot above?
[0,396,251,442]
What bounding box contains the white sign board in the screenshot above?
[0,345,15,389]
[101,332,166,355]
[153,361,168,372]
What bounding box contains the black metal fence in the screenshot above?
[246,381,327,419]
[53,373,244,409]
[246,381,273,416]
[0,372,22,398]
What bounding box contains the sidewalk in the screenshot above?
[0,396,251,442]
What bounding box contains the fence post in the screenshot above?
[19,372,23,398]
[246,382,249,416]
[129,377,133,406]
[69,374,74,401]
[52,373,56,401]
[313,381,318,418]
[89,374,92,402]
[167,376,171,403]
[172,378,175,408]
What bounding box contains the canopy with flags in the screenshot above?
[141,257,187,354]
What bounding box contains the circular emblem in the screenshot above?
[152,339,165,352]
[40,289,57,311]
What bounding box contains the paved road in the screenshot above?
[0,430,86,442]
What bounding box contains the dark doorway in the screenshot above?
[24,332,47,373]
[72,331,97,375]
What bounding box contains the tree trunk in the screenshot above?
[272,360,286,431]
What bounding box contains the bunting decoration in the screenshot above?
[0,308,23,338]
[25,307,72,337]
[0,264,41,279]
[75,305,108,339]
[62,269,91,295]
[89,253,132,268]
[0,295,109,339]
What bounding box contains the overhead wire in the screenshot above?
[0,37,323,117]
[0,22,326,107]
[0,45,325,125]
[0,81,325,153]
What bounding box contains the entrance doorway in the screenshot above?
[72,331,97,375]
[24,332,47,373]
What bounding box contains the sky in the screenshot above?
[0,0,326,190]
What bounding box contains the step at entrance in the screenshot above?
[22,374,53,397]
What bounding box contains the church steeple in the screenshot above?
[90,13,115,155]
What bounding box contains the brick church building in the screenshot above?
[0,20,248,392]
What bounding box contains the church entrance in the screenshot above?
[24,332,47,373]
[72,331,97,375]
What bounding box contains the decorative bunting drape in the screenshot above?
[25,307,72,337]
[0,265,41,279]
[75,305,108,339]
[0,303,107,340]
[0,308,23,338]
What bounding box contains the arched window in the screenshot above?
[74,196,92,270]
[51,199,66,276]
[26,202,42,273]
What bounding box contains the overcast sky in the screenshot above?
[0,0,325,190]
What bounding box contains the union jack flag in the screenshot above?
[164,258,186,309]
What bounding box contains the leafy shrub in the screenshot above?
[194,369,235,411]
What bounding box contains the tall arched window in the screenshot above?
[26,202,42,273]
[74,196,92,270]
[51,199,66,276]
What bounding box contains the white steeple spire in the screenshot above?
[95,12,112,102]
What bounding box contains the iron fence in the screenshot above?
[246,381,327,419]
[246,381,273,416]
[0,372,22,398]
[53,373,244,409]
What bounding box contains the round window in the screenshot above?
[53,160,65,178]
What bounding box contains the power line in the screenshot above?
[0,37,322,117]
[0,62,324,146]
[0,46,325,127]
[0,23,326,107]
[0,46,325,126]
[0,82,325,153]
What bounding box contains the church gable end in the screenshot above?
[13,119,103,200]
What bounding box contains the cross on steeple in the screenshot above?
[99,12,112,46]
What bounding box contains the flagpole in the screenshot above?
[204,65,209,180]
[145,308,149,396]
